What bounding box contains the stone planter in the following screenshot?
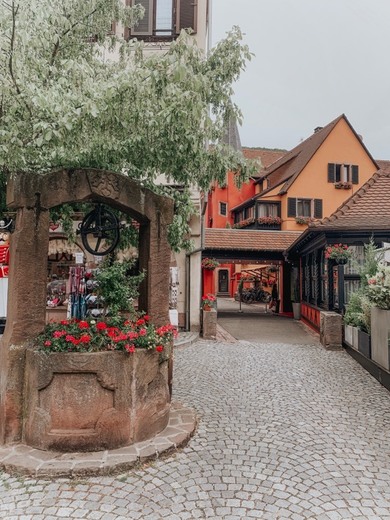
[371,307,390,370]
[203,308,217,339]
[358,330,371,359]
[24,349,170,452]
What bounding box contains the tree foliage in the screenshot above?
[0,0,255,248]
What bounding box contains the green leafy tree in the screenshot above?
[0,0,255,249]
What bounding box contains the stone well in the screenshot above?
[24,350,170,452]
[0,169,176,451]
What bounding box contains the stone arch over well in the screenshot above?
[0,169,174,445]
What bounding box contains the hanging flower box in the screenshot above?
[201,258,220,270]
[325,244,353,264]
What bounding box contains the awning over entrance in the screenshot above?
[204,228,302,262]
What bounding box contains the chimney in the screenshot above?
[314,126,323,133]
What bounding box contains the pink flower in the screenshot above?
[44,340,52,347]
[125,344,135,353]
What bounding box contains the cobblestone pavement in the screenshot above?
[1,338,390,519]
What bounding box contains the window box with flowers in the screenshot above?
[334,181,352,189]
[25,315,178,452]
[233,217,255,229]
[325,244,353,265]
[201,258,220,270]
[295,216,314,225]
[257,216,282,229]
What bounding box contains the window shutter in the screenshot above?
[130,0,153,36]
[327,163,335,183]
[314,199,323,219]
[352,165,359,184]
[287,198,297,218]
[176,0,197,34]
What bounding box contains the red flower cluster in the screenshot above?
[36,315,177,355]
[202,293,217,308]
[325,243,352,260]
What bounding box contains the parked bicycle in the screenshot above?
[239,287,271,304]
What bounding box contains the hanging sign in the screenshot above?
[75,252,84,264]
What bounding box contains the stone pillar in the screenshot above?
[0,205,50,444]
[320,311,342,350]
[202,309,217,340]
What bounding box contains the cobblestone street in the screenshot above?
[1,336,390,519]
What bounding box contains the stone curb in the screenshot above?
[174,331,199,349]
[0,401,197,479]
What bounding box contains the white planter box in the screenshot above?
[371,307,390,371]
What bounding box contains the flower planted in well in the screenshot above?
[325,244,353,264]
[202,293,217,310]
[36,315,177,354]
[201,258,220,270]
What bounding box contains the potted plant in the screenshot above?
[325,244,353,265]
[202,293,217,311]
[201,257,220,270]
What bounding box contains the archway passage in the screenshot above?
[202,228,301,317]
[0,169,174,446]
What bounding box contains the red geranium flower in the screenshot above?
[80,334,91,343]
[78,321,89,329]
[44,340,52,347]
[156,345,164,353]
[96,322,108,330]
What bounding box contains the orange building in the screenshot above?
[203,114,381,311]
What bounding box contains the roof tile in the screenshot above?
[205,228,302,251]
[310,170,390,230]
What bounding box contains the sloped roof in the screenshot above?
[308,170,390,231]
[255,114,379,195]
[242,147,286,178]
[205,228,302,251]
[376,160,390,173]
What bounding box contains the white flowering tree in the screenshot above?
[0,0,254,249]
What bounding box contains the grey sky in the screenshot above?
[212,0,390,159]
